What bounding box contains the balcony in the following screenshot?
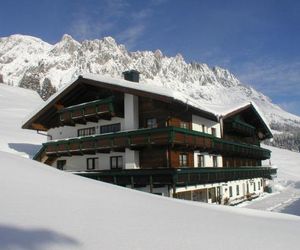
[41,126,271,160]
[225,119,256,137]
[58,97,115,126]
[74,166,277,188]
[213,138,271,159]
[43,127,214,156]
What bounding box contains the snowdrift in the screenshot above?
[1,151,300,250]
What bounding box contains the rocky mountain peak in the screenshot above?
[0,33,300,133]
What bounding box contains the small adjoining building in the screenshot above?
[22,70,277,205]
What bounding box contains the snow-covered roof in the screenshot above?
[22,73,272,138]
[81,73,218,115]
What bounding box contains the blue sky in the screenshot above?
[1,0,300,115]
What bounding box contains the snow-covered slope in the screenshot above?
[1,150,300,250]
[0,83,45,157]
[1,34,300,129]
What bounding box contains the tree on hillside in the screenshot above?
[19,72,41,93]
[39,78,57,100]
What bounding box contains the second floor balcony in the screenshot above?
[40,126,271,160]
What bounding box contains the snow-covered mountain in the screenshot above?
[1,34,300,131]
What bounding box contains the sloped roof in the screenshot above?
[22,74,273,139]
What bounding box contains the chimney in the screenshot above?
[122,70,140,83]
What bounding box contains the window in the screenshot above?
[211,127,216,136]
[229,186,233,197]
[180,122,188,129]
[87,158,98,170]
[57,160,66,170]
[179,153,188,167]
[146,118,157,128]
[198,155,205,167]
[100,123,121,134]
[253,182,256,191]
[246,183,249,194]
[78,127,95,137]
[258,182,260,190]
[110,156,123,169]
[236,185,240,196]
[202,124,206,133]
[213,156,218,167]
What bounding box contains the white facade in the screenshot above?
[192,115,223,168]
[48,117,125,140]
[174,177,265,204]
[192,114,221,137]
[124,93,140,169]
[52,151,126,171]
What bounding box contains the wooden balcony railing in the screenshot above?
[58,97,115,125]
[41,127,271,160]
[74,166,277,188]
[225,119,256,137]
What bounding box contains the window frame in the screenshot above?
[197,154,205,167]
[211,127,216,136]
[87,157,98,170]
[179,153,188,167]
[212,155,218,167]
[110,156,123,169]
[146,118,158,128]
[78,127,96,137]
[100,123,121,134]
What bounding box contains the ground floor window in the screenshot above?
[110,156,123,169]
[198,154,205,167]
[236,185,240,196]
[87,157,98,170]
[229,186,233,197]
[253,182,256,191]
[57,160,66,170]
[179,153,188,167]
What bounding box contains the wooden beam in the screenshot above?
[54,103,64,110]
[32,123,48,131]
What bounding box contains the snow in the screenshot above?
[1,150,300,250]
[0,84,45,157]
[242,145,300,215]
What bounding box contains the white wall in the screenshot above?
[193,151,223,168]
[48,117,125,140]
[124,93,139,130]
[192,115,221,138]
[175,177,264,204]
[52,151,125,171]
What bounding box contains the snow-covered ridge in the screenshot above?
[1,33,300,129]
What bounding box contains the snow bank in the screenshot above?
[0,84,45,157]
[1,151,300,250]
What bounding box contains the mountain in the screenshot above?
[0,34,300,150]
